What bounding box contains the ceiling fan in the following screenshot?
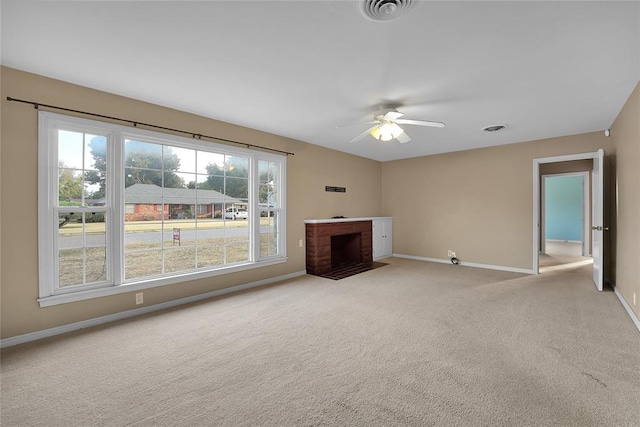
[348,107,445,144]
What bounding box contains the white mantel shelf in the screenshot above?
[304,216,392,224]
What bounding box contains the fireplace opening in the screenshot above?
[305,220,373,277]
[331,233,363,269]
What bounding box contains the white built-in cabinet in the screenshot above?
[372,217,393,260]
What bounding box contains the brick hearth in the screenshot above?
[305,220,372,276]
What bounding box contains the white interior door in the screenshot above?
[591,149,605,291]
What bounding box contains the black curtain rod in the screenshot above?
[6,96,294,156]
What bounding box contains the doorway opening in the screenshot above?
[540,172,593,272]
[533,150,605,291]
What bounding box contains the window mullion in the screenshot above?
[277,157,286,257]
[111,129,124,286]
[247,156,260,262]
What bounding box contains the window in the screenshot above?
[258,159,281,258]
[38,112,287,306]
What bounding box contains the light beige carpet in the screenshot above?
[540,241,592,270]
[2,258,639,426]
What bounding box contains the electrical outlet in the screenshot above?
[447,250,453,257]
[135,292,143,305]
[299,239,304,248]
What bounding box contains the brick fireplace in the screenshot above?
[305,220,372,276]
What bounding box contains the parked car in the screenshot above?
[259,203,275,217]
[224,207,248,220]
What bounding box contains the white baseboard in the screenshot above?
[612,285,640,333]
[0,270,307,349]
[392,253,534,275]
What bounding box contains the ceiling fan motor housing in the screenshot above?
[374,107,401,121]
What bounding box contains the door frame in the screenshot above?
[533,151,601,274]
[540,171,590,256]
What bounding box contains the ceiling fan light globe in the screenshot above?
[389,122,403,138]
[378,123,395,141]
[369,126,382,140]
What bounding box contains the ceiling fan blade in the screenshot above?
[384,111,404,121]
[334,121,377,129]
[396,131,411,144]
[395,119,445,128]
[349,125,380,143]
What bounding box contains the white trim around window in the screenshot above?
[38,111,287,307]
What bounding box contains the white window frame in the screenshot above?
[255,157,287,261]
[38,111,287,307]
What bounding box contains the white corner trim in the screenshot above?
[0,270,307,349]
[612,285,640,333]
[392,254,534,274]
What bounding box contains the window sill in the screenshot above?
[38,257,287,307]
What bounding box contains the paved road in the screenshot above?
[59,225,274,248]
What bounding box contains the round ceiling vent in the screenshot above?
[362,0,414,21]
[482,125,506,132]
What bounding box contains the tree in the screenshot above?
[203,157,249,199]
[258,170,272,204]
[85,136,107,198]
[124,141,183,188]
[58,161,84,228]
[58,162,83,203]
[86,138,184,191]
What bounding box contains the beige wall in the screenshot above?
[539,159,594,175]
[0,67,383,339]
[2,66,637,341]
[610,82,640,320]
[382,133,611,270]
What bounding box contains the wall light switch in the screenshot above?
[135,292,143,305]
[299,239,304,248]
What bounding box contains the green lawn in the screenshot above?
[58,234,278,286]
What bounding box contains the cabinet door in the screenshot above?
[382,219,393,257]
[373,219,384,259]
[373,219,392,260]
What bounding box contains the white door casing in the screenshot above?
[532,150,604,287]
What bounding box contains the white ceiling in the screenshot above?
[2,1,639,161]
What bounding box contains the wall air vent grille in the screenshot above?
[362,0,414,21]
